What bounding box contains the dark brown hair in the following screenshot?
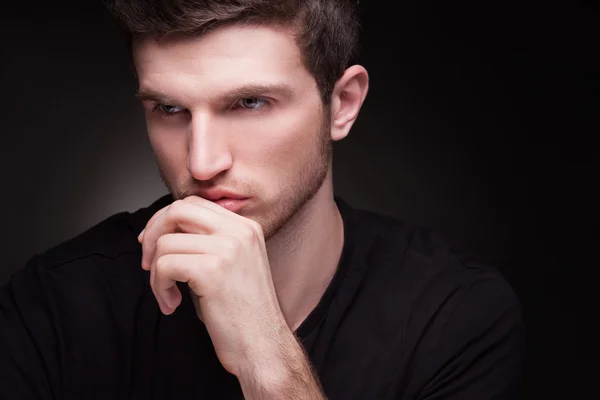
[105,0,361,104]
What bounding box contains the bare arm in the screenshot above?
[236,328,326,400]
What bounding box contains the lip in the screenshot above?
[192,189,247,201]
[213,197,248,212]
[188,189,248,212]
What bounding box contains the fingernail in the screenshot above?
[137,229,145,242]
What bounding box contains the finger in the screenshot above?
[181,195,234,216]
[181,195,263,236]
[140,201,234,270]
[188,285,204,322]
[152,233,240,262]
[153,253,220,312]
[150,254,181,315]
[149,235,238,307]
[149,259,175,314]
[181,196,264,239]
[151,284,173,315]
[138,205,171,242]
[144,233,229,272]
[140,195,232,242]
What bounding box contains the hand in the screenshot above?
[138,195,289,376]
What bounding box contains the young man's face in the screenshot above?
[133,24,332,239]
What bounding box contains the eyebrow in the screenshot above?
[135,88,176,105]
[135,83,295,105]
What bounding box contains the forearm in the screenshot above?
[236,330,326,400]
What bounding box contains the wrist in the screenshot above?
[239,358,295,395]
[236,328,322,398]
[238,324,300,381]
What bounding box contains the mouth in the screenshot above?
[212,197,248,212]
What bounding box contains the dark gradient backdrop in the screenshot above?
[1,1,597,399]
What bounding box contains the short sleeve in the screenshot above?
[0,256,60,399]
[417,275,525,400]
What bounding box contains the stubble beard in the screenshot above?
[157,110,332,241]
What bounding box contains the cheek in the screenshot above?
[232,105,323,167]
[147,125,189,173]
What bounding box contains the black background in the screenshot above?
[1,1,597,398]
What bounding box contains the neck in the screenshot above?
[265,170,344,332]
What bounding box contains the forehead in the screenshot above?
[132,24,310,98]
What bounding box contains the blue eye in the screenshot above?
[237,97,268,110]
[157,104,185,114]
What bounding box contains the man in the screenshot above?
[0,0,524,398]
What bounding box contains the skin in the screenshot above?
[134,23,369,397]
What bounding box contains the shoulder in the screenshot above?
[35,194,173,274]
[5,194,173,294]
[335,200,524,395]
[1,194,174,339]
[338,198,521,327]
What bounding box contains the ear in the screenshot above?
[329,65,369,142]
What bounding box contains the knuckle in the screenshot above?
[182,196,198,204]
[249,220,264,237]
[223,236,241,250]
[155,235,169,254]
[207,255,224,274]
[213,256,227,273]
[221,247,237,265]
[239,224,257,242]
[155,254,169,273]
[215,255,227,270]
[168,199,186,215]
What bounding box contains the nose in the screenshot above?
[187,113,233,181]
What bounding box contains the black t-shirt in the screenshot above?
[0,195,524,399]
